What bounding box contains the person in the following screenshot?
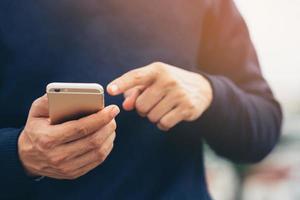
[0,0,282,199]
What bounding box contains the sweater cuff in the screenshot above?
[184,73,230,138]
[0,128,34,196]
[201,74,229,123]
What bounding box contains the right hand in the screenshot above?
[18,95,119,180]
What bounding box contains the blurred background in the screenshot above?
[205,0,300,199]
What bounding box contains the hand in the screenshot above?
[18,95,119,180]
[107,62,213,131]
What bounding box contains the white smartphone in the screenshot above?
[46,82,105,124]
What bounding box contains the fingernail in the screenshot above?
[109,84,119,94]
[111,106,120,118]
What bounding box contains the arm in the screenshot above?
[197,0,282,163]
[106,0,282,164]
[0,128,34,199]
[0,95,119,199]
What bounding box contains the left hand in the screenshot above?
[107,62,213,131]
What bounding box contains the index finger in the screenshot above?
[51,105,120,145]
[107,64,158,96]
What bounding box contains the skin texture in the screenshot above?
[107,62,213,131]
[18,62,212,180]
[18,95,119,180]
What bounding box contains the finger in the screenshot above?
[158,107,184,131]
[34,159,97,180]
[43,167,92,180]
[40,167,73,180]
[51,105,119,145]
[122,86,144,111]
[29,94,49,118]
[36,130,115,180]
[39,142,115,180]
[72,160,104,178]
[67,147,113,179]
[57,132,115,174]
[38,165,88,180]
[107,65,158,96]
[123,86,145,98]
[40,171,68,180]
[147,94,178,123]
[51,120,116,161]
[73,142,114,178]
[135,83,165,116]
[26,164,71,180]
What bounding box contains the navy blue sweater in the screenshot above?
[0,0,282,199]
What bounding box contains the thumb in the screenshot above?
[29,94,49,118]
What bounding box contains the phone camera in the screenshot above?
[54,89,61,92]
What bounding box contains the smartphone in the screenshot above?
[46,82,105,124]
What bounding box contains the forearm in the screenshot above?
[199,75,282,163]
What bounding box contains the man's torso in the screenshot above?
[0,1,211,199]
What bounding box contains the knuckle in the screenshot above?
[174,90,185,100]
[97,149,106,160]
[90,137,101,148]
[148,114,158,123]
[74,124,88,136]
[152,62,168,74]
[35,164,46,172]
[65,169,77,178]
[59,166,72,175]
[181,109,191,119]
[98,148,109,161]
[105,143,113,154]
[160,119,170,130]
[165,79,178,88]
[180,94,192,106]
[186,100,196,111]
[152,61,164,69]
[151,62,165,76]
[19,143,34,155]
[102,147,109,157]
[135,97,142,108]
[135,99,148,114]
[49,155,65,166]
[188,103,196,112]
[36,135,53,150]
[182,104,196,120]
[137,109,147,117]
[132,70,145,83]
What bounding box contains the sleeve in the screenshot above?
[195,0,282,163]
[0,128,34,198]
[0,33,35,198]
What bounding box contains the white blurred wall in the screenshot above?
[235,0,300,113]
